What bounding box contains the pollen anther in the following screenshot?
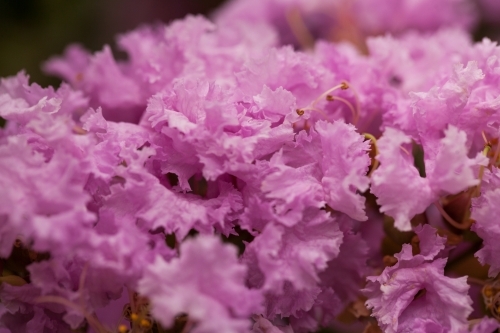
[296,81,360,124]
[118,324,128,333]
[140,319,152,328]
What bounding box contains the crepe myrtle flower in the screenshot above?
[364,225,473,333]
[2,1,500,332]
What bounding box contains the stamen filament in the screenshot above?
[327,95,359,124]
[462,189,475,223]
[72,125,87,135]
[399,146,411,156]
[363,133,379,177]
[481,131,489,145]
[342,80,361,122]
[438,143,493,228]
[296,81,360,126]
[127,287,137,314]
[311,83,347,108]
[440,191,469,206]
[285,7,315,49]
[492,141,500,168]
[296,107,330,121]
[474,144,492,197]
[181,318,195,333]
[468,276,486,286]
[79,262,89,317]
[434,201,473,230]
[35,296,109,333]
[0,275,27,286]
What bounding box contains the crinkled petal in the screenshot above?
[315,120,371,221]
[138,235,262,333]
[371,128,433,231]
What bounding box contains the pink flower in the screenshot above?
[139,235,263,333]
[364,225,472,333]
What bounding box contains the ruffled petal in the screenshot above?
[138,235,262,333]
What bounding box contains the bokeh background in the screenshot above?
[0,0,226,87]
[2,0,500,88]
[1,0,499,134]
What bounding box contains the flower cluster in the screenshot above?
[2,1,500,333]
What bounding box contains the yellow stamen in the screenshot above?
[118,324,128,333]
[130,313,139,322]
[140,319,151,328]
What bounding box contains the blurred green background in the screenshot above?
[0,0,226,87]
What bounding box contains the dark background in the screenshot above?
[0,0,226,87]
